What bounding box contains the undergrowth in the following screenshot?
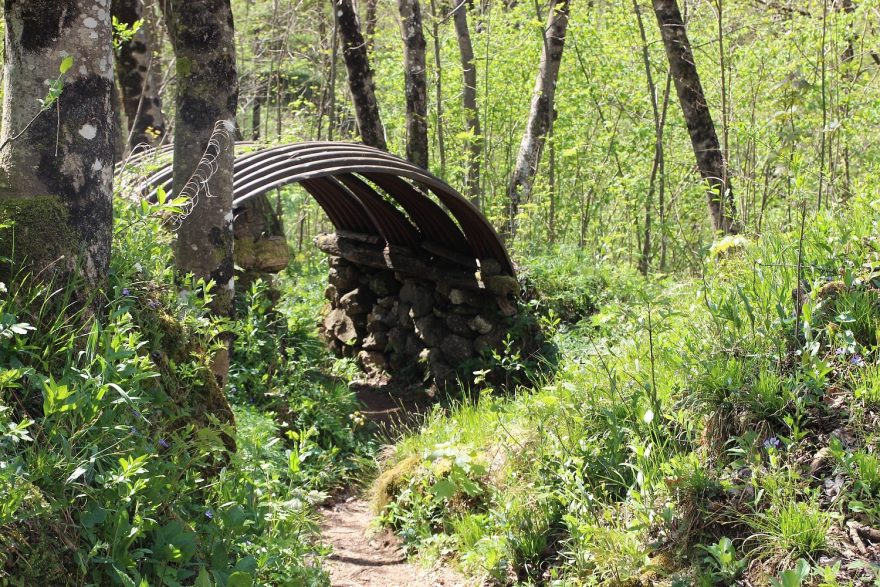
[0,195,372,586]
[374,194,880,586]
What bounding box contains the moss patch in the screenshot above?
[0,196,74,280]
[372,455,420,513]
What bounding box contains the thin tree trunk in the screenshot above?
[635,0,656,276]
[252,97,263,140]
[365,0,379,50]
[161,0,239,386]
[0,0,115,291]
[113,0,167,152]
[652,0,738,234]
[328,9,339,140]
[398,0,430,168]
[429,0,446,175]
[503,0,570,242]
[453,0,482,207]
[335,0,387,150]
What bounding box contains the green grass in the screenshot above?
[371,194,880,584]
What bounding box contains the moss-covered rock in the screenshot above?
[373,455,420,513]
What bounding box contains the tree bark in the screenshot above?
[0,0,116,291]
[453,0,482,207]
[397,0,430,168]
[334,0,387,150]
[503,0,570,242]
[428,0,446,175]
[364,0,379,51]
[112,0,167,152]
[161,0,238,385]
[652,0,738,234]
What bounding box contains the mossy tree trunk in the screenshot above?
[334,0,387,150]
[503,0,570,243]
[652,0,738,234]
[161,0,238,386]
[453,0,482,207]
[397,0,429,168]
[0,0,116,292]
[112,0,167,152]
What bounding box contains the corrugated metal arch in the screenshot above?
[140,141,514,275]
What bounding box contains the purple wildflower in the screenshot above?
[158,438,170,449]
[205,509,214,520]
[122,288,131,296]
[763,437,782,450]
[851,354,866,367]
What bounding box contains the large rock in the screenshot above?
[405,332,425,356]
[449,288,485,306]
[358,350,389,378]
[363,331,388,351]
[233,193,289,274]
[376,296,395,309]
[339,288,375,315]
[388,326,408,353]
[369,271,401,296]
[397,301,413,327]
[421,348,456,388]
[474,329,505,354]
[446,313,472,336]
[235,236,289,274]
[469,315,494,335]
[400,281,434,318]
[328,265,360,291]
[414,315,446,347]
[441,335,473,364]
[323,308,359,344]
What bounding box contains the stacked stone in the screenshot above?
[319,253,511,389]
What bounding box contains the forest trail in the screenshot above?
[320,497,468,587]
[319,384,470,587]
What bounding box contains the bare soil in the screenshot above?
[319,381,473,586]
[320,496,470,587]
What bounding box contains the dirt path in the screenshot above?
[320,496,468,587]
[319,383,471,586]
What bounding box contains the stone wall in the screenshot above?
[316,233,527,390]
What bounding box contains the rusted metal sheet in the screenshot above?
[135,141,514,275]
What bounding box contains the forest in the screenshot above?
[1,0,880,585]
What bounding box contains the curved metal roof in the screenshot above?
[140,141,514,275]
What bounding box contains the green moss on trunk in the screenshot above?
[0,196,75,280]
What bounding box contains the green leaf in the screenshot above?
[194,568,213,587]
[60,56,74,74]
[430,478,456,500]
[227,572,254,587]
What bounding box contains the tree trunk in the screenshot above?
[397,0,430,168]
[113,0,167,153]
[0,0,116,292]
[652,0,738,234]
[252,97,263,140]
[365,0,379,51]
[503,0,570,242]
[428,0,446,175]
[334,0,387,150]
[453,0,482,207]
[161,0,238,385]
